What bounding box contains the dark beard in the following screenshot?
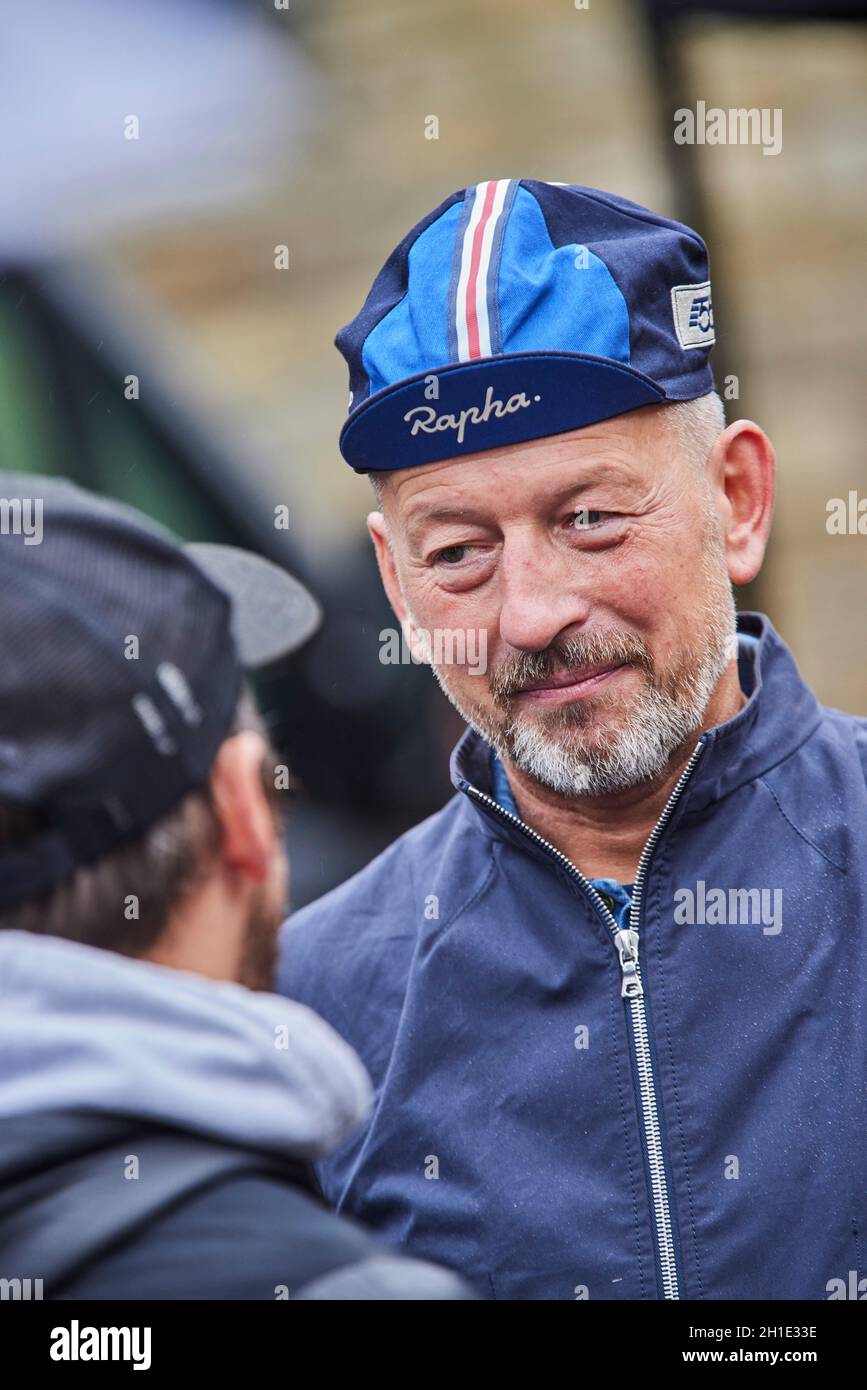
[237,892,282,991]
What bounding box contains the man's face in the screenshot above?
[372,403,736,797]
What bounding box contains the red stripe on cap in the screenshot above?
[464,181,498,360]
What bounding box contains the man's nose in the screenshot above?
[497,537,591,652]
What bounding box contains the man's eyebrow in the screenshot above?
[404,505,488,543]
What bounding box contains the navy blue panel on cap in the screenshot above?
[340,352,664,473]
[335,178,716,473]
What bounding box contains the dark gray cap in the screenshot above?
[0,472,321,908]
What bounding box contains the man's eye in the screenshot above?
[572,509,611,530]
[434,544,470,565]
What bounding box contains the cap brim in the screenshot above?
[185,543,321,668]
[340,351,667,473]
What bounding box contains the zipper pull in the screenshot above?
[614,928,643,999]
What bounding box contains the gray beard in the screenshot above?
[490,647,727,796]
[425,556,736,798]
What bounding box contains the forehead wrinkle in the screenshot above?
[385,402,673,500]
[399,453,652,543]
[387,410,676,541]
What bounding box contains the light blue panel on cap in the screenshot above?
[362,201,464,397]
[497,187,631,364]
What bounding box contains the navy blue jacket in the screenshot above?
[278,613,867,1300]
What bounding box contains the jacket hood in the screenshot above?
[451,612,822,818]
[0,929,372,1175]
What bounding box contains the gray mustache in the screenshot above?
[490,631,653,705]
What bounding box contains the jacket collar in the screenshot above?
[450,612,821,822]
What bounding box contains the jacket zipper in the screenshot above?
[463,737,705,1300]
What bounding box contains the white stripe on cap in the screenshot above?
[455,179,512,361]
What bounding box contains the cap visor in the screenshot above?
[185,543,321,668]
[340,351,667,473]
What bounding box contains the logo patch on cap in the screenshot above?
[670,281,715,350]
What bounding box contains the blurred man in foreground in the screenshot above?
[279,180,867,1300]
[0,474,472,1301]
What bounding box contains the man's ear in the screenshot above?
[367,511,409,626]
[209,731,277,885]
[709,420,776,587]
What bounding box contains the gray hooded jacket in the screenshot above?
[0,931,472,1300]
